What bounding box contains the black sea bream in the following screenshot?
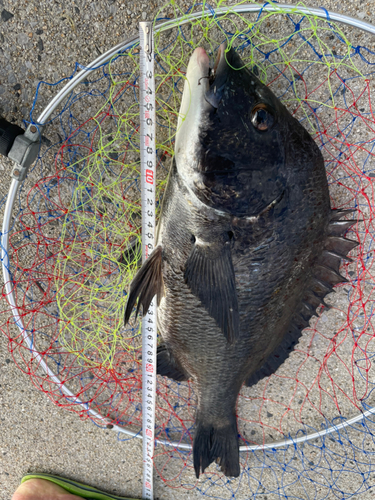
[125,43,357,478]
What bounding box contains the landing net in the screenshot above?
[1,2,375,498]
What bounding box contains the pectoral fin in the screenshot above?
[184,242,239,343]
[124,246,164,324]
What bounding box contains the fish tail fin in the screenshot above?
[193,414,239,478]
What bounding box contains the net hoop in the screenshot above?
[2,2,375,453]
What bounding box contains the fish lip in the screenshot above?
[208,41,227,85]
[205,41,229,109]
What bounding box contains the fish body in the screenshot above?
[125,44,357,478]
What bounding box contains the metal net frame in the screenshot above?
[2,1,375,498]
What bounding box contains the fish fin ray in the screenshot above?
[124,246,164,324]
[325,236,359,255]
[330,208,356,221]
[157,344,190,381]
[313,264,348,285]
[245,325,302,387]
[184,243,239,343]
[328,220,356,236]
[193,415,239,478]
[317,250,343,274]
[246,211,359,387]
[301,300,319,318]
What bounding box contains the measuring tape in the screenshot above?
[139,21,157,500]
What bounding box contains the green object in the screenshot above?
[21,473,139,500]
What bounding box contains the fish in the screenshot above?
[124,42,357,478]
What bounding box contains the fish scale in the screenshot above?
[125,43,357,479]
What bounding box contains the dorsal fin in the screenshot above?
[330,208,356,221]
[328,220,357,236]
[325,236,358,255]
[246,209,358,387]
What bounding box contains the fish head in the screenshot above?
[175,43,307,217]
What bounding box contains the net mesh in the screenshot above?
[1,1,375,498]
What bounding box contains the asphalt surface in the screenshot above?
[1,0,375,499]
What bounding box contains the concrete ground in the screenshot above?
[1,0,375,499]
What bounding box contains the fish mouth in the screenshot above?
[208,42,227,86]
[205,41,229,109]
[175,42,229,176]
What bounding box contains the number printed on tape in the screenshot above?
[146,363,154,373]
[140,21,156,500]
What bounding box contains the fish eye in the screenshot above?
[250,103,274,131]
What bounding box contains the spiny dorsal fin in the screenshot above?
[245,325,302,386]
[245,209,359,388]
[311,277,335,296]
[313,264,348,286]
[326,208,358,261]
[184,240,239,344]
[317,250,344,273]
[328,220,356,236]
[330,208,357,221]
[325,236,359,255]
[301,300,319,318]
[124,246,164,324]
[303,290,322,310]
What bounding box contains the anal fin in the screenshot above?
[157,344,190,381]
